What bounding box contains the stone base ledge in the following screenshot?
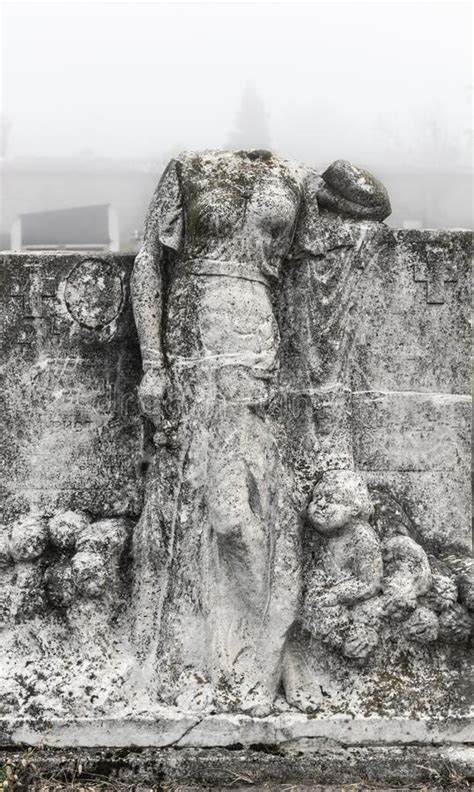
[1,713,472,749]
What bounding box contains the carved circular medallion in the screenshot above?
[64,259,124,329]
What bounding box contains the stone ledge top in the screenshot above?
[2,713,472,749]
[0,226,472,261]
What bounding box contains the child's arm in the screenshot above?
[330,527,383,605]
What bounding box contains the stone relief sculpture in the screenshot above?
[0,151,471,727]
[284,480,473,714]
[129,149,459,716]
[131,150,314,715]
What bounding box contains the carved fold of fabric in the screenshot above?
[174,258,271,288]
[165,273,279,380]
[144,158,184,253]
[131,356,299,712]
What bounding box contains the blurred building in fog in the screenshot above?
[0,157,160,252]
[11,204,119,251]
[380,168,472,230]
[0,155,472,252]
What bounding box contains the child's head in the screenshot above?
[306,470,373,534]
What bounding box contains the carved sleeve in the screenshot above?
[142,158,184,254]
[131,159,184,371]
[290,169,326,259]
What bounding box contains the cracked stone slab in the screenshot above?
[2,712,200,749]
[350,229,471,394]
[1,713,472,749]
[352,391,471,473]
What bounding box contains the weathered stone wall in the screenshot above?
[0,229,471,750]
[2,230,471,549]
[353,229,471,554]
[2,253,143,525]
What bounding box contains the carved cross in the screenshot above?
[10,274,60,342]
[413,244,458,304]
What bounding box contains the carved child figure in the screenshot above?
[305,471,382,606]
[283,470,383,710]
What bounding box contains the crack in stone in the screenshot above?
[172,715,205,747]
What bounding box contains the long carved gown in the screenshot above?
[131,150,323,714]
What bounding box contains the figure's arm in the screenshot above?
[331,528,383,606]
[131,159,184,421]
[331,574,381,606]
[289,159,390,262]
[318,576,378,608]
[131,232,165,373]
[382,535,432,602]
[130,195,169,423]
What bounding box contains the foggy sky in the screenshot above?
[1,1,472,172]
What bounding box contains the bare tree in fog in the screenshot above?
[227,82,271,151]
[375,99,471,173]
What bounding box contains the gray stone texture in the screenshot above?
[0,151,471,760]
[1,252,143,523]
[0,743,472,789]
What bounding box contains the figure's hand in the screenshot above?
[138,367,170,425]
[343,623,379,660]
[319,590,339,608]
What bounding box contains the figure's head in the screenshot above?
[306,470,373,534]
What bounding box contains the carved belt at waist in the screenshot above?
[175,259,270,288]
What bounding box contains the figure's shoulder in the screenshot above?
[276,157,321,191]
[383,533,428,561]
[170,149,249,183]
[173,149,318,181]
